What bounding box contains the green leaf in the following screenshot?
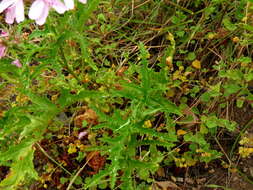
[200,92,211,102]
[237,56,252,64]
[223,83,241,97]
[120,166,134,190]
[0,145,38,189]
[201,115,236,131]
[19,115,45,140]
[186,52,196,61]
[223,17,237,31]
[21,91,59,113]
[76,0,101,30]
[84,168,110,188]
[147,97,182,115]
[236,99,244,108]
[134,122,177,142]
[0,139,34,162]
[76,35,98,71]
[202,115,218,128]
[184,133,207,146]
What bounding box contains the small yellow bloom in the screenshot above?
[239,137,250,145]
[242,17,247,22]
[192,60,201,69]
[51,94,58,101]
[166,56,173,69]
[68,143,77,154]
[177,129,187,136]
[229,168,238,173]
[179,66,184,71]
[239,147,253,158]
[232,36,240,43]
[207,33,216,39]
[201,152,211,157]
[166,88,175,97]
[196,149,203,153]
[144,120,152,128]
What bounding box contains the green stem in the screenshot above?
[229,118,253,158]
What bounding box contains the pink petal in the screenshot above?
[28,0,46,20]
[0,30,8,37]
[78,0,87,4]
[0,0,16,13]
[15,0,24,23]
[78,131,88,140]
[11,59,22,68]
[0,44,6,58]
[35,5,49,25]
[64,0,74,10]
[5,6,15,24]
[52,0,67,14]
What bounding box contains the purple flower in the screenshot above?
[0,0,24,24]
[11,59,22,68]
[28,0,68,25]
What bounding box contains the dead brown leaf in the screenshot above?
[153,181,181,190]
[74,108,98,127]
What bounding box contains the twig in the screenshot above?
[164,0,194,15]
[134,0,151,9]
[214,137,232,165]
[36,143,72,176]
[66,152,97,190]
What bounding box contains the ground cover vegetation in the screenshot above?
[0,0,253,189]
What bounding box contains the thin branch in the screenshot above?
[36,142,72,176]
[66,152,97,190]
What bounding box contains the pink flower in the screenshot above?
[11,59,22,68]
[28,0,67,25]
[0,30,8,58]
[64,0,87,10]
[0,0,24,24]
[78,0,87,4]
[64,0,74,10]
[78,131,88,140]
[0,30,8,37]
[0,44,6,58]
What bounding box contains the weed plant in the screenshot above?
[0,0,253,189]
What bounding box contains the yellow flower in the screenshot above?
[144,120,152,128]
[192,60,201,69]
[239,147,253,158]
[177,129,187,136]
[239,137,250,145]
[232,36,240,43]
[201,152,211,157]
[68,143,77,154]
